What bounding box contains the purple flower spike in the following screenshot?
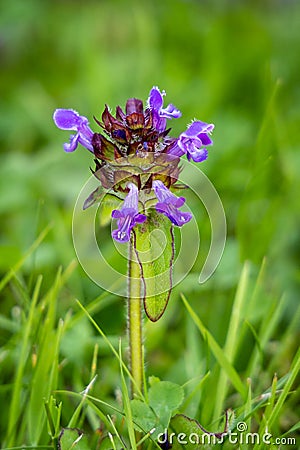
[153,180,192,227]
[112,183,146,243]
[147,86,181,132]
[177,120,214,162]
[53,109,94,152]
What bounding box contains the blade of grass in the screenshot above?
[119,339,137,450]
[44,399,59,450]
[28,268,66,444]
[67,290,118,329]
[0,224,52,292]
[269,303,300,373]
[1,446,52,450]
[255,374,278,450]
[244,378,253,437]
[233,372,291,428]
[6,275,43,447]
[180,371,210,414]
[183,316,204,417]
[246,294,286,377]
[68,376,98,429]
[107,414,127,449]
[75,299,144,400]
[213,262,250,421]
[267,347,300,429]
[56,389,122,430]
[181,294,247,400]
[40,259,78,306]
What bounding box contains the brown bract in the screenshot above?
[90,98,182,194]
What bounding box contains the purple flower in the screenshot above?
[54,88,214,243]
[53,109,94,152]
[147,86,181,132]
[111,183,146,243]
[169,120,214,162]
[153,180,192,226]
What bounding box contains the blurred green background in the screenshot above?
[1,0,299,313]
[0,0,300,444]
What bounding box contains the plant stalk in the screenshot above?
[128,237,143,397]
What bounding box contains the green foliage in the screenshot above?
[168,413,231,450]
[59,428,90,450]
[131,380,184,438]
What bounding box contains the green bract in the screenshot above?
[133,211,174,322]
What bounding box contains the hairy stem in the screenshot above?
[128,237,143,397]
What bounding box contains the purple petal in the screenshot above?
[112,215,133,243]
[198,133,213,146]
[147,86,181,127]
[123,183,139,209]
[187,147,208,163]
[153,180,182,205]
[63,134,79,152]
[78,133,94,151]
[179,136,202,152]
[53,109,88,130]
[111,183,146,243]
[177,120,214,162]
[134,214,148,223]
[153,180,192,227]
[160,103,182,119]
[112,211,146,242]
[53,108,94,152]
[152,109,167,133]
[156,201,192,226]
[166,140,185,157]
[183,120,214,138]
[111,209,123,219]
[148,86,164,110]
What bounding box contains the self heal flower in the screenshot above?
[112,183,146,243]
[147,86,181,132]
[153,180,192,226]
[54,87,214,243]
[173,120,214,162]
[53,109,94,152]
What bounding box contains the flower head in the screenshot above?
[112,183,146,243]
[54,87,214,243]
[153,180,192,226]
[53,109,94,152]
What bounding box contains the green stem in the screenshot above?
[128,237,143,397]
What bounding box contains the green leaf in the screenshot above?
[169,414,205,450]
[149,381,184,420]
[169,411,232,450]
[130,381,184,440]
[98,435,124,450]
[133,211,174,321]
[83,186,105,210]
[149,381,184,432]
[58,428,90,450]
[97,194,122,226]
[83,186,122,226]
[130,399,158,433]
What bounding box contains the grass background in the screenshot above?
[0,0,299,448]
